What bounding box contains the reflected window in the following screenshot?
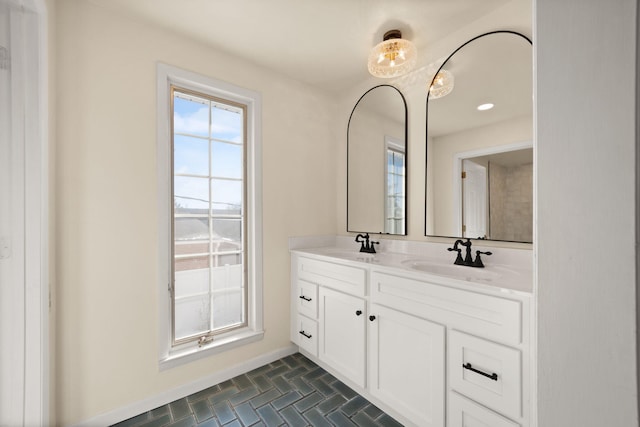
[385,136,405,234]
[172,87,247,344]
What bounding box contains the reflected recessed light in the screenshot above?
[477,103,494,111]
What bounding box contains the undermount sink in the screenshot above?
[401,259,503,281]
[314,249,403,264]
[317,249,376,261]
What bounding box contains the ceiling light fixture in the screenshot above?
[368,29,417,78]
[428,69,455,99]
[477,103,494,111]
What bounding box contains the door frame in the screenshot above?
[461,159,488,239]
[0,0,49,424]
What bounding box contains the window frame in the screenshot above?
[157,63,263,369]
[171,87,248,346]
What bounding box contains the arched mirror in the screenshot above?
[425,31,533,243]
[348,85,407,235]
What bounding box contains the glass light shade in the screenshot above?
[429,69,455,99]
[368,37,417,78]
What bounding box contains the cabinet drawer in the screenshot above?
[298,256,366,296]
[295,313,318,357]
[448,391,520,427]
[296,280,318,319]
[370,272,522,345]
[449,330,522,420]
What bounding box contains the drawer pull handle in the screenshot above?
[356,310,362,316]
[369,315,376,321]
[463,363,498,381]
[299,295,312,302]
[299,330,312,339]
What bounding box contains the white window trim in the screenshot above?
[156,63,263,370]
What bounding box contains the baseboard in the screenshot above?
[74,344,298,427]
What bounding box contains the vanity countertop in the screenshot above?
[291,246,533,295]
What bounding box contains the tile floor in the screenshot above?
[112,353,404,427]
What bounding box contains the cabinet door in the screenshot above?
[368,303,445,427]
[318,287,366,387]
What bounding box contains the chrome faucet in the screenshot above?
[355,233,379,254]
[447,238,492,268]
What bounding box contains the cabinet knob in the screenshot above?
[369,315,376,321]
[355,310,362,316]
[299,295,312,302]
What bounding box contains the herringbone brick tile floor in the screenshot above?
[112,353,404,427]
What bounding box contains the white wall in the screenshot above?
[54,0,338,424]
[536,0,638,425]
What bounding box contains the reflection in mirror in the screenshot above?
[457,144,532,241]
[348,85,407,235]
[426,31,533,243]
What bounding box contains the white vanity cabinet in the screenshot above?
[290,251,532,427]
[291,255,368,386]
[371,270,531,427]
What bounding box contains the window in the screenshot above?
[172,88,247,344]
[157,64,263,368]
[385,136,405,235]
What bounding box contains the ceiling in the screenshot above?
[87,0,530,93]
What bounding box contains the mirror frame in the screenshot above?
[425,30,533,241]
[347,84,408,235]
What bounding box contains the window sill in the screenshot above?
[159,328,264,371]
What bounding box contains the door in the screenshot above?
[318,287,366,387]
[368,303,445,427]
[0,2,48,424]
[462,159,488,239]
